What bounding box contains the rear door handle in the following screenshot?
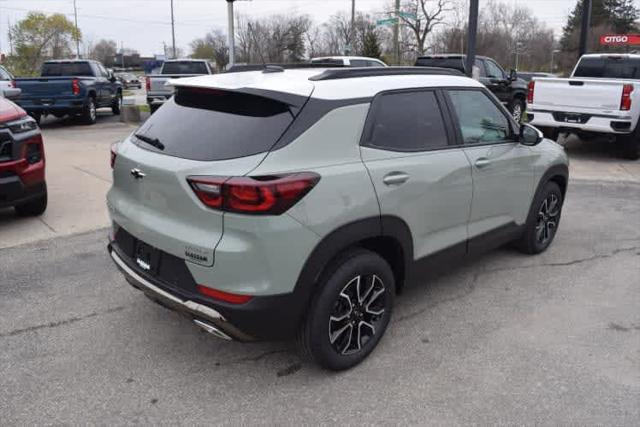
[475,158,491,168]
[383,172,409,186]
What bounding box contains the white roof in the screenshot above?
[171,68,482,101]
[580,53,640,59]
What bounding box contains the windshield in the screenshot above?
[573,57,640,79]
[41,62,93,77]
[132,88,295,161]
[162,61,208,74]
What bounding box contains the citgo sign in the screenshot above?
[599,34,640,46]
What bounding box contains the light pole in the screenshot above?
[170,0,176,59]
[393,0,400,64]
[465,0,479,77]
[550,49,560,74]
[226,0,235,68]
[73,0,80,59]
[578,0,592,58]
[349,0,355,55]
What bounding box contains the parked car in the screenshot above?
[517,71,556,82]
[416,54,528,122]
[0,65,16,94]
[116,72,142,89]
[528,53,640,159]
[146,59,215,113]
[107,67,568,370]
[310,56,387,67]
[14,60,122,125]
[0,96,47,216]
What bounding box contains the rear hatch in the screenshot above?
[108,83,312,270]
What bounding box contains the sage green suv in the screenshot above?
[107,67,569,370]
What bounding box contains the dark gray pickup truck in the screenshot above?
[15,60,123,125]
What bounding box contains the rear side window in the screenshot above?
[574,57,640,78]
[41,62,93,76]
[364,91,449,151]
[133,88,294,161]
[162,61,208,74]
[311,58,344,65]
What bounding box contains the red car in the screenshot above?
[0,96,47,215]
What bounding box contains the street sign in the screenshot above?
[398,11,417,20]
[376,17,399,26]
[600,34,640,46]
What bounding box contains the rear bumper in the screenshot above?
[147,94,171,106]
[17,98,85,114]
[528,108,635,135]
[108,240,306,341]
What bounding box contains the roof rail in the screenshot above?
[308,66,464,81]
[225,62,345,74]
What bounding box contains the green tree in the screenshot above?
[7,12,81,75]
[559,0,639,65]
[362,28,382,58]
[190,29,229,71]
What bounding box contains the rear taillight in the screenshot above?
[187,172,320,215]
[527,80,535,104]
[22,134,44,164]
[71,78,80,95]
[110,142,119,169]
[145,76,150,92]
[196,285,252,304]
[620,84,633,111]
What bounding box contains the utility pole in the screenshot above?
[393,0,400,64]
[73,0,80,59]
[227,0,235,68]
[349,0,355,55]
[8,18,14,55]
[170,0,176,59]
[465,0,479,77]
[578,0,592,58]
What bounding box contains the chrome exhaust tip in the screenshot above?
[193,319,232,341]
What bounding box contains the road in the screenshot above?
[1,180,639,424]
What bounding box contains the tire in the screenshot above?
[516,181,563,255]
[618,133,640,160]
[15,187,47,216]
[297,249,395,371]
[81,97,97,125]
[509,97,526,123]
[112,92,122,115]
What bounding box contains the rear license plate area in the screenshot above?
[134,240,161,274]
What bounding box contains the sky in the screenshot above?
[0,0,622,57]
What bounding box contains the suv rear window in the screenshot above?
[574,57,640,79]
[41,62,93,76]
[133,88,294,161]
[162,61,208,74]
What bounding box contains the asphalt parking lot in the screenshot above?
[1,117,639,424]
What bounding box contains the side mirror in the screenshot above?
[509,69,517,81]
[2,87,21,100]
[520,123,543,146]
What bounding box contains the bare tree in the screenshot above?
[391,0,455,55]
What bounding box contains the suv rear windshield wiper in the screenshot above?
[134,133,165,151]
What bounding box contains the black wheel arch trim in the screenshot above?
[290,215,413,321]
[528,164,569,215]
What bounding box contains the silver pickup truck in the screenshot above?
[146,59,214,113]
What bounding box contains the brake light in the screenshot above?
[145,76,150,92]
[527,80,535,104]
[71,78,80,95]
[187,172,320,215]
[620,84,633,111]
[196,285,252,304]
[110,142,119,169]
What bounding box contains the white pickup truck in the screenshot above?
[528,54,640,159]
[146,59,214,113]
